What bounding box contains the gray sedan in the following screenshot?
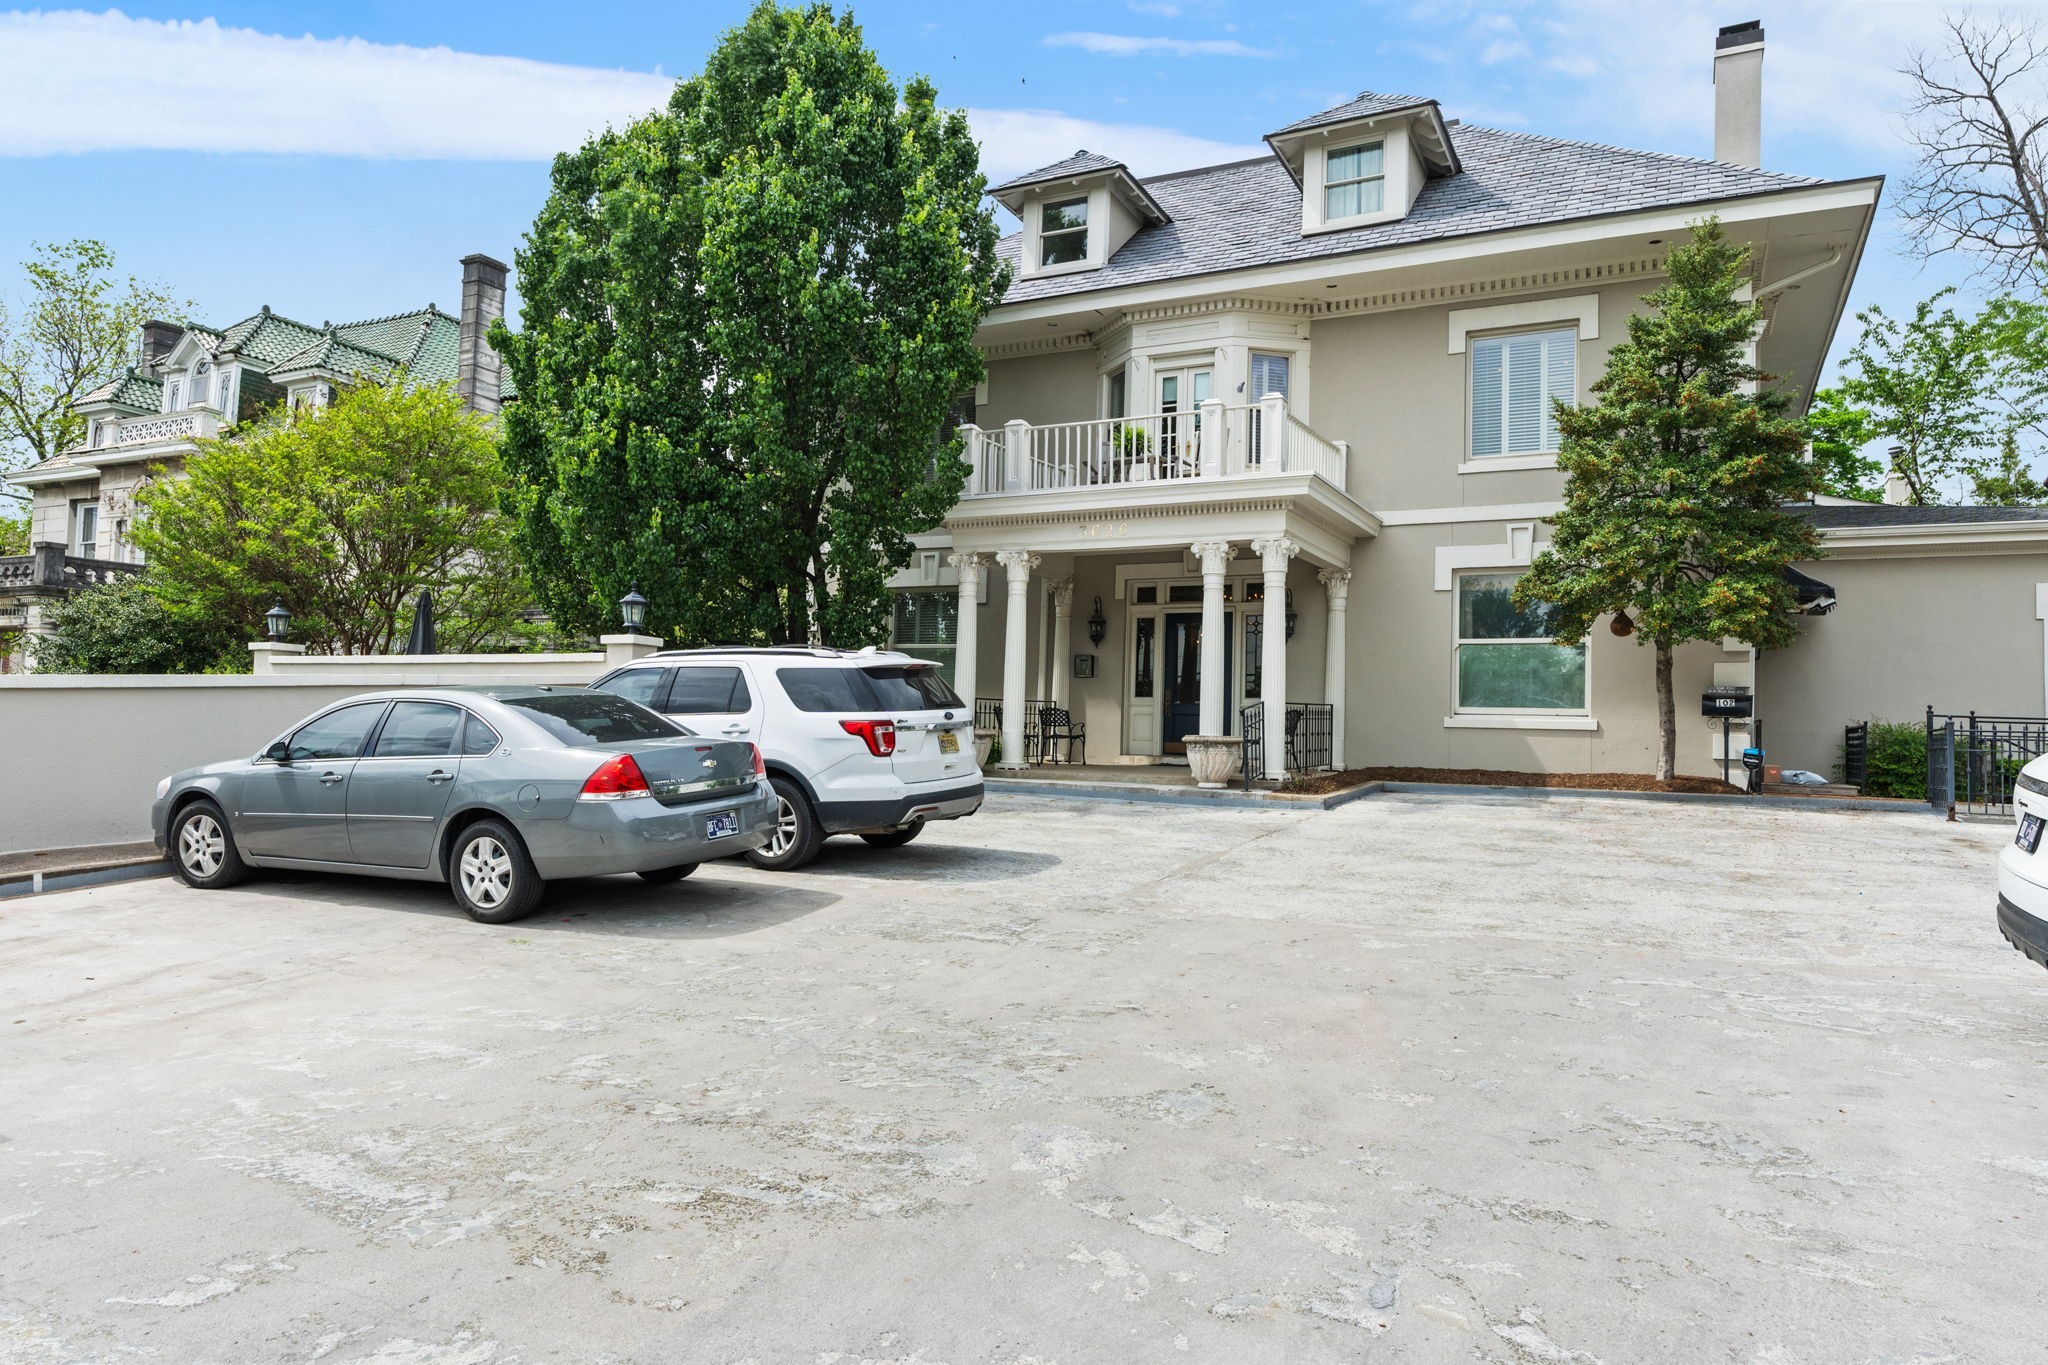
[150,686,778,923]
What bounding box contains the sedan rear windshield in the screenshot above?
[499,692,683,745]
[862,665,963,710]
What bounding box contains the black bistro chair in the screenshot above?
[1037,706,1086,765]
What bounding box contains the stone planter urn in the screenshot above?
[973,728,997,770]
[1184,735,1244,789]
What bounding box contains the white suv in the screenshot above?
[589,647,983,870]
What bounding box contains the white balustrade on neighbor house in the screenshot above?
[958,396,1347,497]
[96,409,222,450]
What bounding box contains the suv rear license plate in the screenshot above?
[705,810,740,840]
[2019,813,2043,854]
[939,730,960,754]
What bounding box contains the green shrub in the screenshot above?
[1858,719,1927,800]
[31,575,246,674]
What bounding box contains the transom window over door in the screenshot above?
[1455,572,1586,712]
[1325,141,1385,219]
[1040,197,1089,266]
[1470,327,1575,458]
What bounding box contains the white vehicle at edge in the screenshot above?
[1997,754,2048,970]
[589,646,983,871]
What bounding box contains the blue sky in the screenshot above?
[0,2,2015,381]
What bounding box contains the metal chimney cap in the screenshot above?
[1717,20,1764,48]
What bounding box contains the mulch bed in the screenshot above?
[1276,766,1745,797]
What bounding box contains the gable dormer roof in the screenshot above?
[988,150,1172,226]
[1265,91,1462,185]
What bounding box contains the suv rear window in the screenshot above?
[499,692,683,745]
[862,665,963,710]
[776,667,873,713]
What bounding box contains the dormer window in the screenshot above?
[1040,198,1089,266]
[1324,142,1385,219]
[192,360,213,407]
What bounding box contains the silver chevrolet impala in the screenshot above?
[150,686,778,923]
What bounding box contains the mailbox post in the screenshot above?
[1702,687,1755,789]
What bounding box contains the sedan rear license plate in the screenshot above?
[2019,812,2043,854]
[705,810,740,840]
[939,730,960,754]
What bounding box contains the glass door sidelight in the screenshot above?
[1157,367,1213,473]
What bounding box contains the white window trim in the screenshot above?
[1443,713,1599,731]
[1457,453,1559,475]
[1038,196,1090,268]
[1301,123,1414,234]
[1464,323,1579,464]
[1447,567,1592,723]
[1448,295,1600,354]
[1321,139,1386,223]
[1020,184,1111,280]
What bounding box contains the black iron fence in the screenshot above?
[974,696,1056,765]
[1926,708,2048,816]
[1240,701,1335,787]
[1843,721,1869,796]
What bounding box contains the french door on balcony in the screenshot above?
[1157,367,1212,473]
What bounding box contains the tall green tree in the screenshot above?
[494,1,1008,645]
[134,380,535,654]
[1805,388,1883,502]
[0,239,185,499]
[1516,219,1821,781]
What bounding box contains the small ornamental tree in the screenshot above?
[29,573,243,674]
[494,1,1009,645]
[133,380,535,654]
[1515,218,1821,781]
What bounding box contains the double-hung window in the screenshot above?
[1455,572,1586,712]
[1470,327,1575,459]
[71,501,98,558]
[1324,141,1385,220]
[891,590,961,690]
[1040,197,1089,266]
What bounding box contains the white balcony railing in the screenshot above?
[959,395,1347,498]
[74,408,223,457]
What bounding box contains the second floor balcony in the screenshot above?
[958,396,1349,500]
[74,407,225,464]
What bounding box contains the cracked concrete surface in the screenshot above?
[1,792,2043,1363]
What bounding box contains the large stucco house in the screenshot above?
[885,22,2048,783]
[0,255,509,668]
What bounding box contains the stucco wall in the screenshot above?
[980,351,1100,429]
[1757,552,2048,778]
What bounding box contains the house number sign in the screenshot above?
[1076,520,1132,540]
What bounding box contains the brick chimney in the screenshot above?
[457,253,508,414]
[1713,20,1764,168]
[138,319,183,375]
[1884,446,1912,505]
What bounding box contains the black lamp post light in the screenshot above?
[619,584,649,633]
[264,600,292,643]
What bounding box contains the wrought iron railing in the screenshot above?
[975,696,1056,764]
[1240,701,1335,787]
[1843,721,1869,796]
[1927,708,2048,816]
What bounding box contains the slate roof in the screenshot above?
[1796,504,2048,527]
[995,122,1837,306]
[989,150,1125,195]
[76,369,165,412]
[1266,91,1437,138]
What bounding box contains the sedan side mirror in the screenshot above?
[263,740,292,764]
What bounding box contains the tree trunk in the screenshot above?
[1654,636,1676,782]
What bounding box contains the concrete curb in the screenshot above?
[987,775,1932,816]
[0,857,170,900]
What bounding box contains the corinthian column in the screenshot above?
[1319,568,1351,768]
[1251,536,1298,779]
[1189,540,1236,736]
[1047,577,1075,708]
[994,550,1040,768]
[949,551,983,711]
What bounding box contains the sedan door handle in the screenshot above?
[425,770,454,784]
[721,725,748,735]
[318,771,344,786]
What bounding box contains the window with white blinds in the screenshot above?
[891,591,960,689]
[1469,327,1575,459]
[1250,351,1291,402]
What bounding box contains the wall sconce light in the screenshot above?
[1087,595,1107,646]
[619,584,649,633]
[1285,589,1297,640]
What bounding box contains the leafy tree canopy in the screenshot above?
[0,239,186,498]
[1804,389,1883,502]
[493,0,1009,645]
[133,379,536,654]
[1516,218,1821,780]
[30,573,244,674]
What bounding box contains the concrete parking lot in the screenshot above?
[2,791,2043,1364]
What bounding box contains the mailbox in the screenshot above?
[1701,687,1754,718]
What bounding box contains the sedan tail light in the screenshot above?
[839,718,897,757]
[579,753,651,801]
[750,743,767,777]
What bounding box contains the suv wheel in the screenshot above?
[746,776,825,871]
[448,819,546,924]
[860,824,923,849]
[169,799,249,889]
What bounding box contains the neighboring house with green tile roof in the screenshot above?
[2,254,508,666]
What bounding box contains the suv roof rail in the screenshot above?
[644,645,910,660]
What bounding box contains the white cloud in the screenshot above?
[0,10,676,158]
[1043,31,1277,58]
[0,9,1265,180]
[1127,0,1184,15]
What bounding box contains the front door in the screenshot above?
[1162,611,1232,751]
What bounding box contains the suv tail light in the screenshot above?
[839,718,897,757]
[579,752,651,801]
[750,742,767,777]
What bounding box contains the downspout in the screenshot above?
[1756,246,1845,300]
